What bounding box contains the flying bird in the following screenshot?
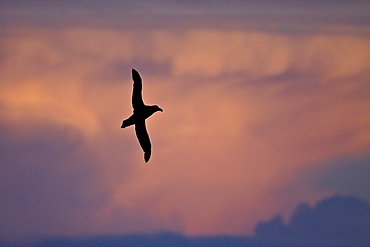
[121,69,163,162]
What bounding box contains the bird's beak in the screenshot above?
[159,108,163,112]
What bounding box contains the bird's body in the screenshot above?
[121,69,162,162]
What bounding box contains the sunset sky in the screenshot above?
[1,0,369,244]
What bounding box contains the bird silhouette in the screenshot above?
[121,69,163,162]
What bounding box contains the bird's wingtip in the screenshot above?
[144,152,151,163]
[132,68,140,78]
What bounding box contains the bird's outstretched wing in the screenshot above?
[132,69,145,109]
[135,120,151,162]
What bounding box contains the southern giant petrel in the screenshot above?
[121,69,163,162]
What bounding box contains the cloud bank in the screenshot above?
[1,195,368,246]
[255,195,370,244]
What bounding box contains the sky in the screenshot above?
[0,0,369,244]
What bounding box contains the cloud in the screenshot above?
[1,3,369,242]
[255,195,370,244]
[1,1,368,32]
[3,196,369,246]
[0,233,279,247]
[1,82,100,136]
[314,156,370,200]
[0,122,107,240]
[287,155,370,202]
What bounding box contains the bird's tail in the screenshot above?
[121,117,135,128]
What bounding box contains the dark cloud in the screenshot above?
[255,195,370,244]
[84,59,131,86]
[86,59,172,86]
[0,1,368,32]
[4,200,370,247]
[0,121,82,156]
[6,233,259,247]
[287,155,370,202]
[0,122,112,241]
[312,155,370,201]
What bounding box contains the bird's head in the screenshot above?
[153,105,163,113]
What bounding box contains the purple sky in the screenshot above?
[0,0,369,243]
